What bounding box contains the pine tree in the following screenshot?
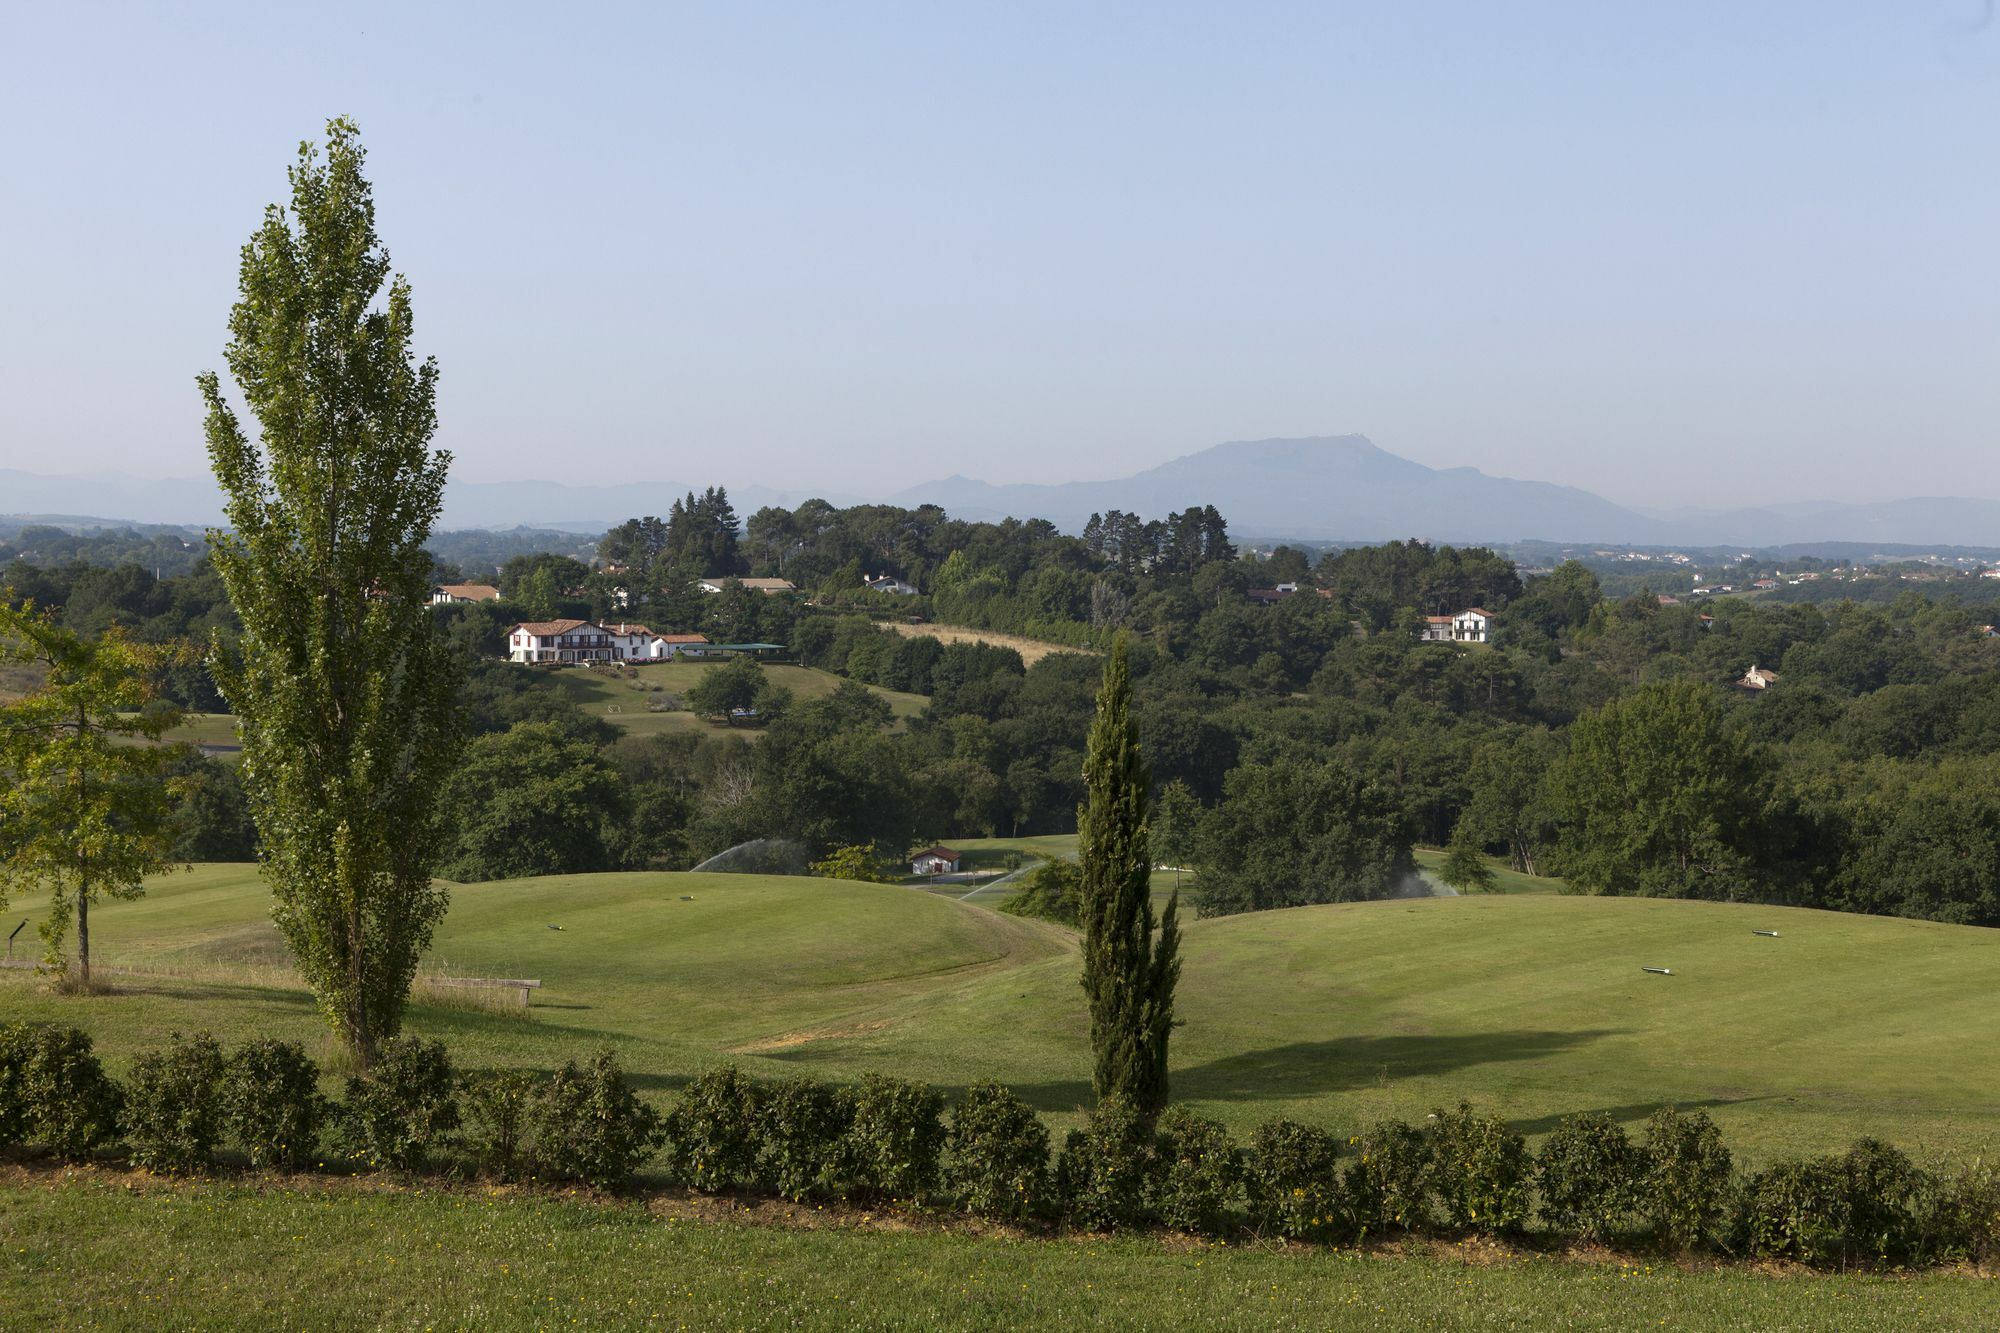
[198,118,462,1064]
[1077,634,1181,1117]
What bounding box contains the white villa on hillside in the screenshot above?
[1422,609,1493,643]
[863,574,919,595]
[507,620,717,664]
[507,619,617,664]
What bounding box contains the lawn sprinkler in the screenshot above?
[1753,930,1779,938]
[1641,966,1673,976]
[679,895,694,901]
[546,924,564,931]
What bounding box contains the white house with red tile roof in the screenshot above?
[1452,608,1493,643]
[646,633,711,659]
[507,619,617,664]
[1420,614,1455,642]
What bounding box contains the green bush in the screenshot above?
[1839,1138,1934,1266]
[1535,1113,1641,1242]
[11,1024,122,1161]
[663,1065,763,1192]
[223,1039,329,1171]
[842,1074,946,1201]
[1345,1118,1432,1236]
[755,1078,854,1201]
[1741,1156,1851,1265]
[0,1023,32,1149]
[342,1038,460,1172]
[461,1070,539,1180]
[1152,1107,1240,1236]
[942,1081,1049,1221]
[1425,1102,1531,1235]
[1242,1119,1343,1241]
[124,1032,228,1174]
[1056,1097,1158,1231]
[1641,1106,1734,1251]
[531,1050,664,1188]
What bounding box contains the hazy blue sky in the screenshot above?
[2,1,1995,508]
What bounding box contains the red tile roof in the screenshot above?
[511,619,592,636]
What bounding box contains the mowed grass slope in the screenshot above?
[4,868,1997,1157]
[551,661,927,737]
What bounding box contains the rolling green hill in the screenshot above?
[4,866,1996,1159]
[550,661,928,737]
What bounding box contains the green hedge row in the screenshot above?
[3,1024,1995,1269]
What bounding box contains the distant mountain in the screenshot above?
[893,436,1670,543]
[5,440,1996,546]
[0,469,861,532]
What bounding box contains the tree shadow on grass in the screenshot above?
[1167,1029,1627,1107]
[752,1028,1625,1114]
[1506,1096,1765,1138]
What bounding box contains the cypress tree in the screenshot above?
[1078,634,1181,1116]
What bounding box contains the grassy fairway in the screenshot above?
[1,1176,1990,1331]
[551,662,927,738]
[1411,846,1565,895]
[4,868,1998,1157]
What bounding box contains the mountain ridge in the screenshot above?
[5,439,1997,546]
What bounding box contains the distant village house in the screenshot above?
[863,574,919,596]
[911,846,962,876]
[1738,663,1780,691]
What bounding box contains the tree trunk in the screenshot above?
[76,876,90,988]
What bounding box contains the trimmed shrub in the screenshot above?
[1152,1107,1241,1236]
[1243,1119,1343,1241]
[1345,1118,1432,1236]
[755,1078,854,1201]
[1426,1102,1531,1234]
[1056,1097,1158,1231]
[223,1039,329,1171]
[12,1024,122,1161]
[125,1032,228,1173]
[842,1074,946,1201]
[1536,1113,1641,1242]
[942,1081,1049,1221]
[1742,1156,1850,1265]
[342,1037,460,1172]
[531,1050,664,1188]
[1641,1107,1734,1251]
[1840,1138,1933,1266]
[0,1023,31,1149]
[461,1070,539,1181]
[663,1065,763,1191]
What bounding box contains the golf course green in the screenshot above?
[3,865,1996,1159]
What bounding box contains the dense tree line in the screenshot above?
[10,489,2000,927]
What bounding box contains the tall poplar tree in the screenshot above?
[1077,634,1181,1116]
[198,119,462,1063]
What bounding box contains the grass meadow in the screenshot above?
[3,1172,1992,1331]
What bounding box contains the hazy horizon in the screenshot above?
[3,2,1997,510]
